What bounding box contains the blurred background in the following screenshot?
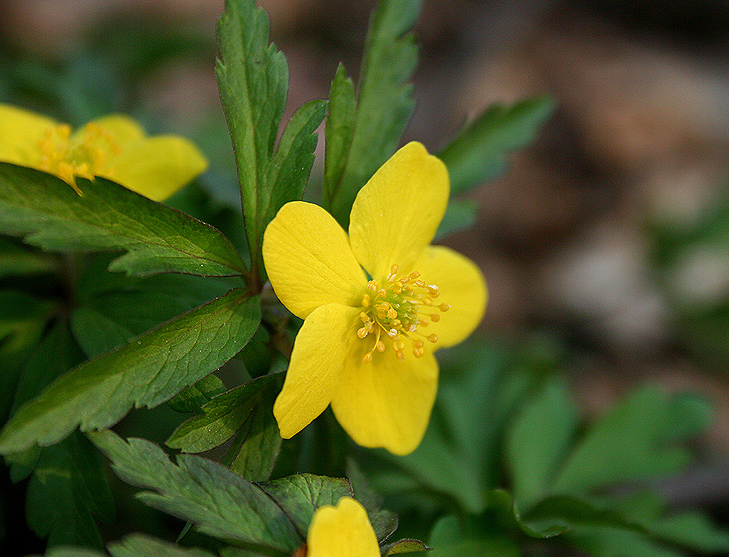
[2,0,729,539]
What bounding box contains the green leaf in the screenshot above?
[552,386,711,494]
[6,321,114,550]
[505,377,579,510]
[42,548,106,557]
[26,432,114,551]
[648,510,729,552]
[89,429,301,553]
[373,340,532,513]
[438,95,556,196]
[167,374,226,414]
[0,289,261,454]
[0,237,58,277]
[166,373,283,482]
[0,290,53,422]
[71,255,243,357]
[323,0,420,227]
[433,199,478,241]
[346,458,398,543]
[216,0,325,279]
[108,533,216,557]
[258,474,353,538]
[0,163,247,277]
[384,539,429,555]
[427,515,520,557]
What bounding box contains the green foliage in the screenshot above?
[0,163,247,277]
[167,373,283,481]
[216,0,326,281]
[648,187,729,370]
[322,0,419,227]
[0,290,260,454]
[438,95,556,196]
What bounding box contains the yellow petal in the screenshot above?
[0,104,57,165]
[274,303,361,439]
[263,202,367,320]
[414,245,487,349]
[349,142,449,282]
[330,345,438,455]
[307,497,380,557]
[79,114,145,145]
[102,136,208,201]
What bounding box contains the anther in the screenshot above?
[362,353,373,364]
[426,334,438,343]
[438,304,451,312]
[362,294,370,307]
[430,313,441,322]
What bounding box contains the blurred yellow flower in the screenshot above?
[0,103,207,201]
[262,142,487,455]
[306,497,380,557]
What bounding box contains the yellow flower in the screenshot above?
[306,497,380,557]
[0,103,207,201]
[262,141,487,455]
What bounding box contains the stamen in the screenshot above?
[356,263,448,363]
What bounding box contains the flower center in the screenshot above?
[37,123,121,195]
[357,264,450,363]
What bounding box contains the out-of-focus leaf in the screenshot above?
[0,290,260,454]
[433,199,478,241]
[107,533,216,557]
[26,432,114,551]
[89,430,301,553]
[505,377,578,510]
[72,255,243,358]
[167,373,283,482]
[0,237,57,277]
[427,515,520,557]
[323,0,419,227]
[5,322,113,550]
[552,387,712,494]
[0,290,53,422]
[216,0,325,279]
[346,458,398,543]
[0,163,247,277]
[372,339,534,513]
[438,95,555,196]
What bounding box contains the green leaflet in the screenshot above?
[551,386,711,494]
[433,199,478,241]
[372,340,527,514]
[438,95,556,196]
[90,431,397,554]
[0,163,247,277]
[505,376,579,510]
[71,255,243,358]
[166,373,283,482]
[0,237,58,277]
[7,321,114,550]
[323,0,419,227]
[0,289,260,454]
[89,430,300,553]
[216,0,326,280]
[0,290,54,423]
[106,534,216,557]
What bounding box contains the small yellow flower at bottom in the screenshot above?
[0,103,207,201]
[262,141,488,455]
[306,497,380,557]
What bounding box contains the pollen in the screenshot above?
[357,263,448,363]
[37,122,121,195]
